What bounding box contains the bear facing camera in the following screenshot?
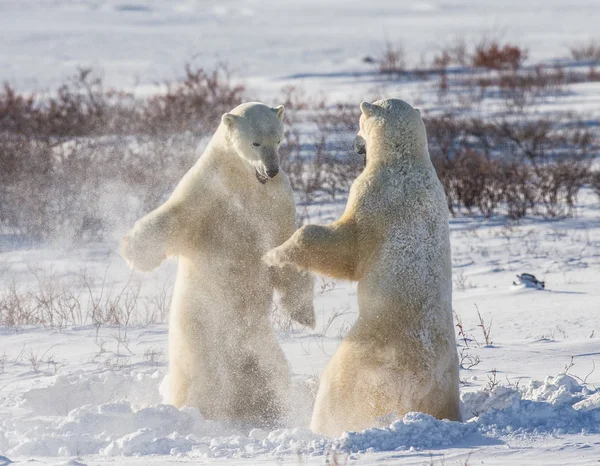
[122,102,315,427]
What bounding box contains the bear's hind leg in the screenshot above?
[167,361,192,409]
[414,376,462,422]
[311,340,374,436]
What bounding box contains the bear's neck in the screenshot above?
[365,137,431,171]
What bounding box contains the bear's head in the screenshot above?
[221,102,285,184]
[356,98,428,166]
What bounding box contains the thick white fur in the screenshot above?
[122,102,315,427]
[264,99,460,436]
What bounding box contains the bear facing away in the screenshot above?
[264,99,460,436]
[122,102,315,427]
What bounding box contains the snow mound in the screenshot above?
[340,412,475,452]
[338,374,600,454]
[3,371,600,458]
[19,369,164,415]
[472,375,600,436]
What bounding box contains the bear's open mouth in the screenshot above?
[255,169,269,184]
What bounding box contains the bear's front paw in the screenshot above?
[288,301,316,329]
[279,269,315,329]
[263,246,289,268]
[121,226,166,272]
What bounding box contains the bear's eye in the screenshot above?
[252,142,261,147]
[277,139,281,144]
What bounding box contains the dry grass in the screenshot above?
[0,266,171,328]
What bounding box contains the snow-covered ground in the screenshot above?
[1,190,600,465]
[3,0,600,94]
[2,1,600,464]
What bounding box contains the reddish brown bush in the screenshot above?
[472,41,527,71]
[0,69,111,138]
[426,113,595,220]
[1,56,598,243]
[140,65,246,135]
[0,65,245,139]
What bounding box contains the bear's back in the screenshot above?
[355,164,451,308]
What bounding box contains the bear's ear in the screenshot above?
[273,105,285,121]
[222,113,237,127]
[360,101,378,118]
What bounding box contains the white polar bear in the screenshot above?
[122,102,315,427]
[264,99,461,436]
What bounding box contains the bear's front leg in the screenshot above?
[121,204,181,272]
[264,222,358,281]
[271,264,315,329]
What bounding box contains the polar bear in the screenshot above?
[264,99,461,436]
[121,102,315,427]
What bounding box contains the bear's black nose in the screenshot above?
[267,168,279,178]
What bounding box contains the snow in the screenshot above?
[1,190,599,464]
[3,0,600,95]
[2,359,600,461]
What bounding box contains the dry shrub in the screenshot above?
[426,113,595,219]
[378,41,406,75]
[0,134,198,242]
[0,63,242,242]
[471,65,568,110]
[0,64,245,139]
[432,37,527,71]
[279,87,362,205]
[0,69,113,138]
[433,38,469,69]
[591,170,600,200]
[533,162,589,217]
[1,53,598,244]
[312,104,362,200]
[500,162,536,220]
[140,64,246,136]
[278,86,326,203]
[458,65,600,111]
[570,40,600,61]
[472,40,527,71]
[428,38,591,111]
